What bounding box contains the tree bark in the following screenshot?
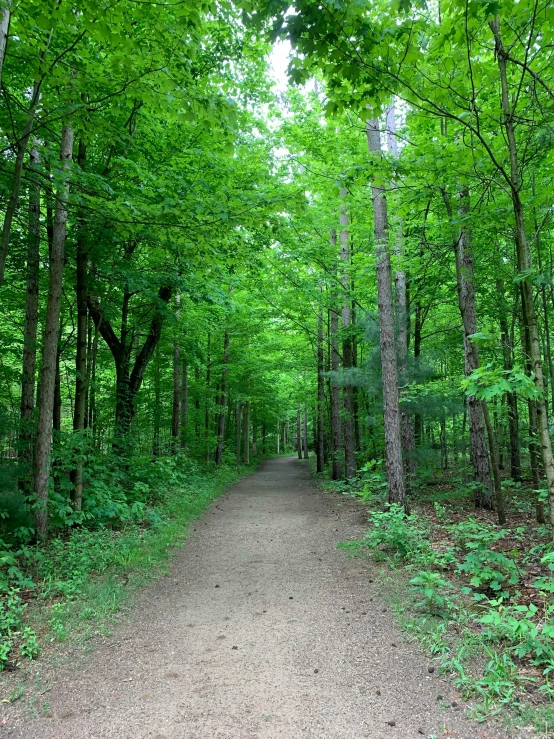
[329,230,343,480]
[447,187,494,508]
[172,294,181,448]
[491,16,554,532]
[303,408,309,459]
[386,103,416,489]
[317,297,325,473]
[442,187,504,522]
[71,140,88,510]
[340,191,356,479]
[215,331,230,466]
[366,119,406,509]
[296,405,302,460]
[34,125,74,540]
[181,346,189,448]
[153,345,161,456]
[19,145,41,492]
[497,279,522,481]
[243,400,250,464]
[235,402,242,465]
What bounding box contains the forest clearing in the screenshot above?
[1,0,554,736]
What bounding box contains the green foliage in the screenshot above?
[478,601,554,671]
[0,455,249,670]
[361,505,429,561]
[410,571,454,617]
[447,519,519,595]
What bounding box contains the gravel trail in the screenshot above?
[4,456,514,739]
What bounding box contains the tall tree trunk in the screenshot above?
[205,332,211,462]
[153,345,161,456]
[497,279,522,481]
[340,191,356,479]
[71,140,88,510]
[19,145,41,492]
[491,16,554,531]
[296,405,302,460]
[34,125,74,540]
[366,119,406,509]
[215,331,230,466]
[414,300,423,446]
[195,365,201,437]
[329,230,343,480]
[317,299,325,473]
[386,103,416,489]
[303,408,309,459]
[243,400,250,465]
[180,357,188,449]
[172,294,181,449]
[235,402,242,465]
[442,187,504,522]
[444,187,494,508]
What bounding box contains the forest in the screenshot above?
[1,0,554,730]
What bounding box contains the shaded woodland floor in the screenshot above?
[2,457,519,739]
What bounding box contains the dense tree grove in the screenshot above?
[2,0,554,705]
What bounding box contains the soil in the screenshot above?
[2,457,525,738]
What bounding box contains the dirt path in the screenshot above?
[4,457,515,739]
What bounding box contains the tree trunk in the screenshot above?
[172,294,181,448]
[88,316,98,439]
[340,191,356,479]
[296,405,302,460]
[71,140,88,510]
[497,279,522,481]
[414,300,423,445]
[442,187,504,522]
[366,119,406,509]
[34,125,74,540]
[215,331,230,466]
[317,300,325,473]
[88,284,172,442]
[19,145,41,493]
[235,402,242,465]
[329,231,343,480]
[386,103,416,489]
[491,16,554,532]
[180,358,188,449]
[205,332,211,462]
[450,187,494,508]
[303,408,309,459]
[153,345,161,456]
[242,400,250,464]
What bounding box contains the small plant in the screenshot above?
[362,505,429,561]
[433,502,448,522]
[410,571,454,616]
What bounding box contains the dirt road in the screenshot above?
[4,457,513,738]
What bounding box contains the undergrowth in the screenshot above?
[328,460,554,735]
[0,452,254,677]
